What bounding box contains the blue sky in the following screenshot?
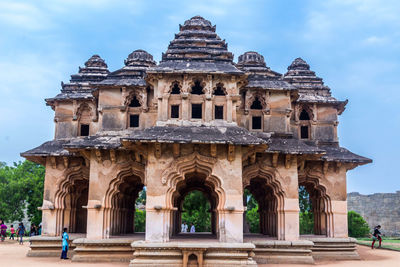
[0,0,399,194]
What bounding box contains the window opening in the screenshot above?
[191,81,204,95]
[214,105,223,120]
[213,85,226,96]
[171,83,181,94]
[129,96,141,107]
[301,126,309,139]
[80,124,89,136]
[250,97,263,110]
[299,109,310,120]
[171,105,179,119]
[192,104,202,119]
[130,114,139,128]
[252,116,262,130]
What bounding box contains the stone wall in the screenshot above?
[347,191,400,236]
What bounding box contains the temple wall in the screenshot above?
[348,191,400,236]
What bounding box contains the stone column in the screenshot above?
[226,96,233,123]
[205,96,212,122]
[276,155,300,241]
[325,165,348,238]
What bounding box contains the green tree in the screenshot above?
[181,190,211,232]
[0,161,45,225]
[299,186,314,234]
[348,211,370,237]
[243,189,260,233]
[134,209,146,232]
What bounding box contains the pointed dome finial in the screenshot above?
[287,57,310,71]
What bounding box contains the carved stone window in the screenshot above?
[129,114,139,128]
[80,124,90,136]
[171,83,181,95]
[214,105,223,120]
[299,109,310,120]
[171,105,179,119]
[250,97,263,110]
[300,125,309,139]
[191,81,204,95]
[252,116,262,130]
[213,85,226,96]
[129,96,141,107]
[192,103,202,119]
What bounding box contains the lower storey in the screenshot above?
[28,234,359,265]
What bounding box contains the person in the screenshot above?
[9,225,15,240]
[181,222,188,233]
[190,223,195,233]
[371,225,382,249]
[37,223,42,235]
[0,220,7,242]
[61,228,69,260]
[17,222,25,245]
[30,224,37,236]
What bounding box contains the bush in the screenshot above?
[134,209,146,232]
[300,211,314,234]
[348,211,370,237]
[246,207,260,233]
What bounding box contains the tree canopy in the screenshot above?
[0,160,45,225]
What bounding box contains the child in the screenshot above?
[17,222,25,245]
[0,220,7,242]
[60,228,69,260]
[9,225,15,240]
[371,225,382,249]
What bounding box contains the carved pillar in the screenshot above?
[226,95,233,123]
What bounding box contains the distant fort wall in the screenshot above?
[347,191,400,236]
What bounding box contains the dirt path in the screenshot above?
[1,239,399,266]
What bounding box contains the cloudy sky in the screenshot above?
[0,0,399,194]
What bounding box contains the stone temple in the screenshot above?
[22,16,371,266]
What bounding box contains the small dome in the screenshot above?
[125,49,156,67]
[84,54,108,68]
[237,51,266,67]
[287,57,310,71]
[180,16,214,31]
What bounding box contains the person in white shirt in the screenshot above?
[190,223,195,233]
[181,222,188,233]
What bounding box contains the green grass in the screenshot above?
[357,239,400,251]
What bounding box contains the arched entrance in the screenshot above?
[244,178,280,237]
[171,172,218,238]
[298,177,332,237]
[54,166,89,235]
[104,173,144,237]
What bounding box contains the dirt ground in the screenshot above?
[1,239,400,267]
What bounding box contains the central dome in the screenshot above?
[161,16,234,62]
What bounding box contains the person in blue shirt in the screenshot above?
[60,228,69,259]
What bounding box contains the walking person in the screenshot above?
[17,222,25,245]
[0,220,7,242]
[371,225,382,249]
[9,225,15,240]
[60,228,69,260]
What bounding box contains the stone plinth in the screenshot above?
[251,240,314,264]
[28,235,80,257]
[305,237,360,260]
[130,241,257,267]
[72,238,136,262]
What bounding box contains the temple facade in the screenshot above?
[22,16,371,266]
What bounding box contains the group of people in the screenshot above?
[181,222,196,233]
[0,220,26,244]
[29,223,41,236]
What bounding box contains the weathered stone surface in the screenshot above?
[348,191,400,236]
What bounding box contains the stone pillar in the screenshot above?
[162,95,169,121]
[325,166,349,238]
[218,146,244,243]
[226,96,233,123]
[205,97,212,122]
[276,156,300,241]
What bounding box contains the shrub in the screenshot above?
[348,211,370,237]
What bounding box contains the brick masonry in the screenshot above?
[347,191,400,236]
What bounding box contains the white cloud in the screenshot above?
[0,1,51,30]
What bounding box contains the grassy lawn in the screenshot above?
[357,237,400,251]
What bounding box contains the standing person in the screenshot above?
[17,222,25,245]
[190,223,195,233]
[0,220,7,242]
[181,222,186,233]
[9,225,15,240]
[60,228,69,260]
[30,224,37,236]
[184,222,188,233]
[371,225,382,249]
[37,223,42,235]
